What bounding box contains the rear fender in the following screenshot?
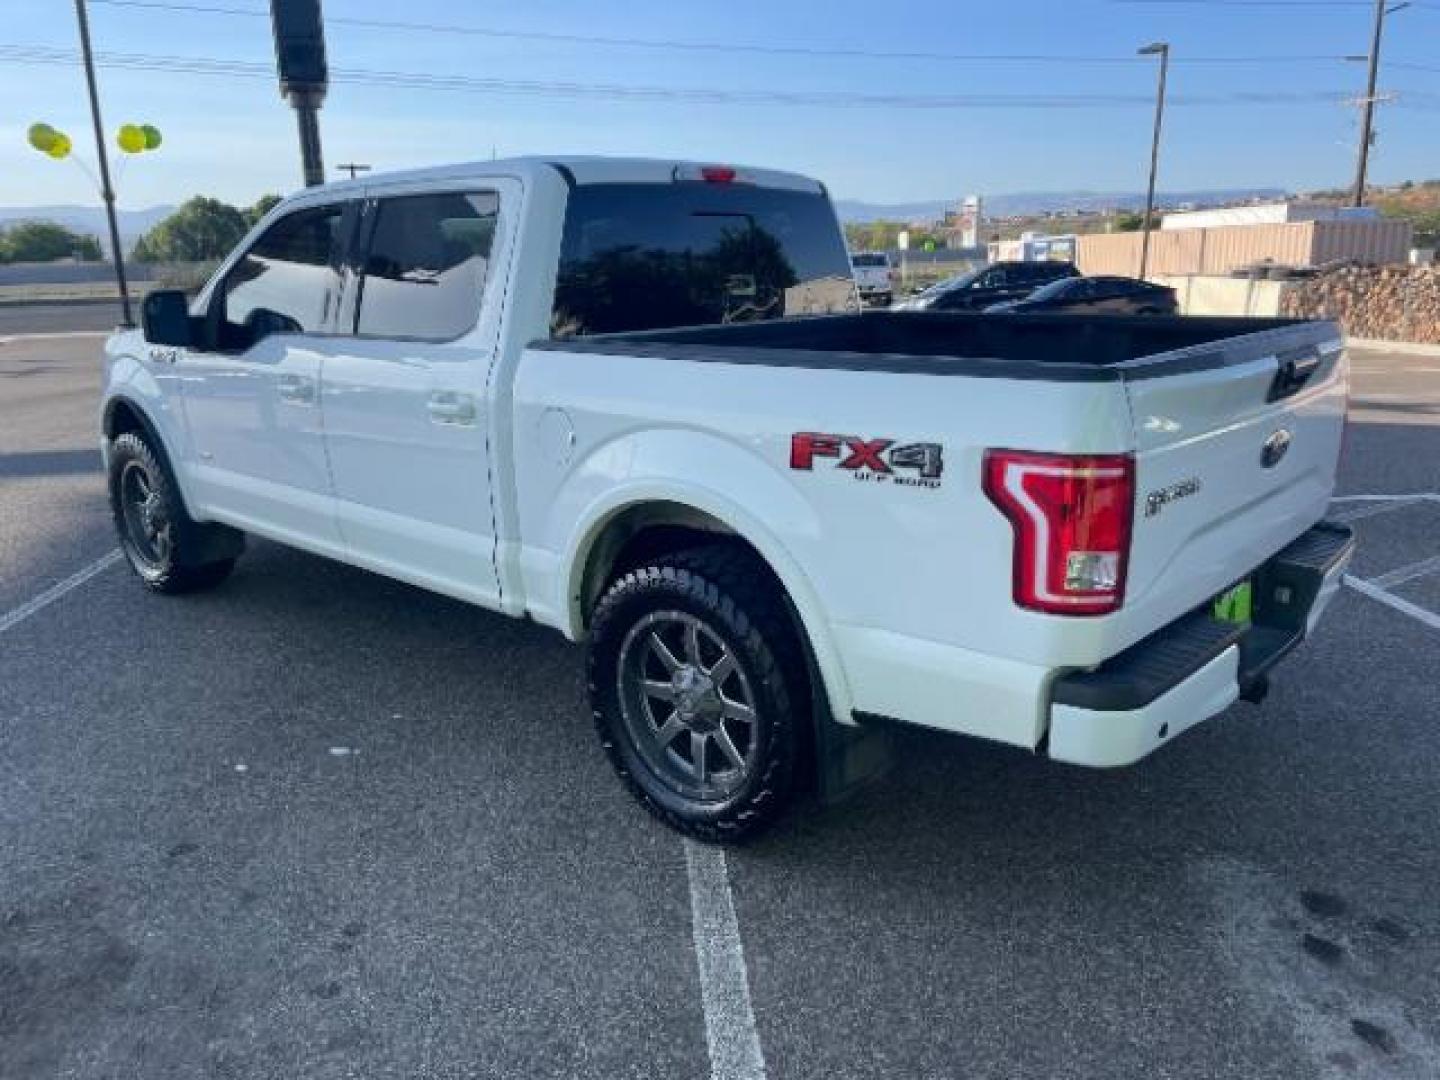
[554,430,856,723]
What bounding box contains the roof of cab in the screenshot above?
[296,155,825,199]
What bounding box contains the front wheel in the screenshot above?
[108,431,242,593]
[587,547,807,842]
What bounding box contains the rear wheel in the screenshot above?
[108,431,241,593]
[587,546,806,842]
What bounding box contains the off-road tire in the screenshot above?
[108,431,241,593]
[587,545,808,842]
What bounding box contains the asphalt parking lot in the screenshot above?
[2,324,1438,1080]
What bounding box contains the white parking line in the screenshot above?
[684,840,767,1080]
[1329,494,1440,524]
[0,330,111,345]
[1343,574,1440,632]
[1371,554,1440,590]
[1329,494,1440,503]
[0,550,122,636]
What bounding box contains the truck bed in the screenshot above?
[540,311,1337,382]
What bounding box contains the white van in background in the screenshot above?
[850,251,893,306]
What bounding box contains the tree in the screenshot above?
[131,196,249,262]
[245,194,282,228]
[0,220,103,263]
[1112,210,1162,233]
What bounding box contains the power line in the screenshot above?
[7,43,1432,110]
[84,0,1366,66]
[1110,0,1439,8]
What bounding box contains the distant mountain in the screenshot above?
[0,204,175,252]
[835,188,1289,223]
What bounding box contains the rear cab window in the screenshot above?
[551,182,857,337]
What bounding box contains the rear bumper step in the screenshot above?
[1048,520,1354,767]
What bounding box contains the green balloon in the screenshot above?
[27,122,57,152]
[140,124,162,150]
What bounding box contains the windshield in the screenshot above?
[551,183,857,337]
[922,267,986,296]
[1024,277,1080,302]
[851,254,887,268]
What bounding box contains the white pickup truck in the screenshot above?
[849,251,893,306]
[102,156,1354,840]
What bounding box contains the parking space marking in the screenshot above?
[1329,494,1440,503]
[684,840,767,1080]
[0,550,122,636]
[1343,574,1440,632]
[1329,494,1439,524]
[0,330,110,345]
[1371,554,1440,590]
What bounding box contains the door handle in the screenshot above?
[427,391,477,426]
[1267,348,1322,402]
[277,374,317,406]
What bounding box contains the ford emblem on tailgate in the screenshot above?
[1261,428,1293,469]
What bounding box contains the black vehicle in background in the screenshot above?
[985,275,1179,316]
[891,260,1078,312]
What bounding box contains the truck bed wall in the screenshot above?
[569,311,1308,368]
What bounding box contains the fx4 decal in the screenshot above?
[790,432,944,489]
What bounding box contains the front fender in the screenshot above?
[551,428,855,723]
[101,336,199,515]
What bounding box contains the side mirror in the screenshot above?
[141,290,194,347]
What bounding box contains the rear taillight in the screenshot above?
[982,449,1135,616]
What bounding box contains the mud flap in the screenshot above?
[815,707,894,804]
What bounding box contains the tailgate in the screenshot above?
[1118,322,1347,646]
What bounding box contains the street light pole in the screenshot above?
[1352,0,1408,207]
[1138,41,1170,281]
[74,0,133,327]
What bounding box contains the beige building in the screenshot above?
[1075,218,1413,277]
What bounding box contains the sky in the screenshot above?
[1,0,1437,211]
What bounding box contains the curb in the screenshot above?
[0,296,131,309]
[1347,337,1440,357]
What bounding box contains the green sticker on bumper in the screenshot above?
[1213,580,1253,624]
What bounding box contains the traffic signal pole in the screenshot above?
[270,0,329,188]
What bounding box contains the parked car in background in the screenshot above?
[850,251,893,306]
[985,275,1179,316]
[891,260,1078,312]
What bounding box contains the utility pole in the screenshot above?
[336,163,370,179]
[1352,0,1409,207]
[74,0,133,327]
[1137,41,1170,281]
[270,0,329,187]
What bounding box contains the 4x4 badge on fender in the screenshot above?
[790,432,944,488]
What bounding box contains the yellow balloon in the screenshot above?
[47,133,72,159]
[27,123,57,152]
[117,124,146,154]
[140,124,162,151]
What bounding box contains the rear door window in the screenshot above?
[552,183,856,336]
[355,191,499,341]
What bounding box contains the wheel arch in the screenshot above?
[565,488,855,723]
[102,393,200,519]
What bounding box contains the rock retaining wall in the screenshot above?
[1280,265,1440,345]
